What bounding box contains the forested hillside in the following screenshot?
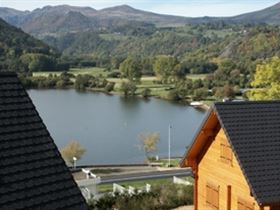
[42,23,280,74]
[1,3,280,101]
[0,18,68,72]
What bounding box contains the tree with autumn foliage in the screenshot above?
[139,132,160,163]
[248,57,280,100]
[60,141,86,166]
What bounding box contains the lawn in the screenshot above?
[186,74,207,80]
[97,176,194,193]
[33,67,109,77]
[32,68,206,100]
[152,158,181,167]
[70,67,109,77]
[97,177,173,193]
[32,71,62,77]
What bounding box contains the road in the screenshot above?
[100,168,192,184]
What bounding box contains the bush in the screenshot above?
[104,82,115,93]
[167,90,181,101]
[88,184,193,210]
[120,82,137,96]
[56,80,67,88]
[141,88,151,98]
[107,71,121,78]
[192,88,208,101]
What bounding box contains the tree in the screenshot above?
[139,133,160,162]
[105,82,115,93]
[119,57,142,82]
[153,55,178,83]
[74,74,95,91]
[60,141,86,166]
[167,90,181,101]
[214,84,235,100]
[20,53,57,72]
[141,88,151,98]
[248,57,280,100]
[192,88,208,101]
[120,81,137,96]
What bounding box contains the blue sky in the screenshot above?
[0,0,279,17]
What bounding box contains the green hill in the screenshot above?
[230,3,280,25]
[0,18,61,72]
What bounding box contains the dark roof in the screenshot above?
[0,72,88,209]
[214,101,280,205]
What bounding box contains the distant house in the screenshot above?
[181,101,280,210]
[0,72,88,209]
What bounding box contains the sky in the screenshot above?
[0,0,279,17]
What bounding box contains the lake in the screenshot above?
[28,89,206,165]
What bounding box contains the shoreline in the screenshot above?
[28,86,211,110]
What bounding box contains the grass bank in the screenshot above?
[32,67,210,104]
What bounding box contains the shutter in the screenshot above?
[206,182,219,210]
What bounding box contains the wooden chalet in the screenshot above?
[181,101,280,210]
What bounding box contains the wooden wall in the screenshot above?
[196,128,266,210]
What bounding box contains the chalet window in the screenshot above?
[237,198,254,210]
[220,137,233,165]
[206,183,219,210]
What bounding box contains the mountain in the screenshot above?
[230,2,280,25]
[0,18,59,72]
[22,10,97,36]
[96,4,193,26]
[0,5,212,37]
[0,7,29,26]
[1,3,280,38]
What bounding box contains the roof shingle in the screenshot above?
[214,101,280,205]
[0,72,88,209]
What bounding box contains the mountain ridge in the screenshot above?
[0,3,280,38]
[1,3,279,36]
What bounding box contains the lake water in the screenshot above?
[28,89,206,165]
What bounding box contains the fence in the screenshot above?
[113,183,151,195]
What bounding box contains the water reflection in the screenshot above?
[28,89,206,165]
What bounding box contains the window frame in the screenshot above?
[220,137,233,165]
[237,198,255,210]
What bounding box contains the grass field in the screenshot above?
[186,74,207,80]
[97,175,194,193]
[32,68,207,100]
[70,67,109,77]
[33,67,109,77]
[97,177,173,193]
[153,158,181,167]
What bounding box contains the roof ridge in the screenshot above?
[214,100,280,106]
